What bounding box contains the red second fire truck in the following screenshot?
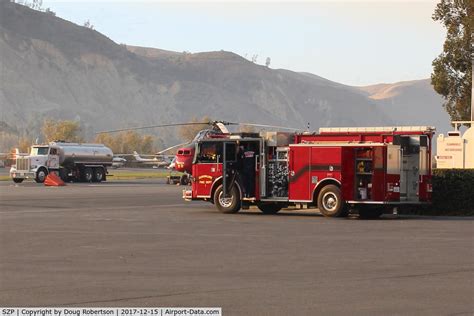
[183,126,435,218]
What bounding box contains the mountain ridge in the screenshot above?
[0,0,449,149]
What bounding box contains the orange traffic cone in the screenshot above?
[44,172,66,186]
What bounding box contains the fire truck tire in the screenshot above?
[13,178,24,183]
[214,185,241,214]
[317,185,348,217]
[93,168,104,182]
[180,174,189,185]
[82,167,94,182]
[358,207,384,219]
[258,204,282,215]
[35,168,48,183]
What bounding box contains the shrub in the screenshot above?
[399,169,474,216]
[431,169,474,215]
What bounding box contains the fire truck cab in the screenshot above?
[183,126,435,218]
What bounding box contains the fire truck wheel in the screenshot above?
[13,178,24,184]
[180,174,189,185]
[258,204,282,215]
[358,207,384,219]
[214,185,241,214]
[82,167,94,182]
[93,168,104,182]
[317,185,348,217]
[35,168,48,183]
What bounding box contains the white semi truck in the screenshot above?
[10,142,114,183]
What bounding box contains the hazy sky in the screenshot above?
[41,0,445,86]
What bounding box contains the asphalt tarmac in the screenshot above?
[0,168,9,176]
[0,180,473,315]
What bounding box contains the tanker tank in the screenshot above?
[52,142,113,167]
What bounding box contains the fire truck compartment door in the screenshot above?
[399,137,420,201]
[387,145,401,174]
[288,146,311,201]
[340,147,355,201]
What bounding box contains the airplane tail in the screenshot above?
[133,151,143,161]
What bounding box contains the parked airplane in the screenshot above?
[111,156,127,169]
[132,151,173,167]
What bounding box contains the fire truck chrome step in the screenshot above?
[242,197,256,201]
[260,198,288,202]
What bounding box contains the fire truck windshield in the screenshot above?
[197,142,237,163]
[31,147,49,155]
[197,143,222,163]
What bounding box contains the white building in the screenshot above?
[436,121,474,169]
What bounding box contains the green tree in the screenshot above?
[0,132,18,153]
[141,135,155,154]
[95,133,119,153]
[18,136,32,153]
[431,0,473,121]
[42,120,83,143]
[94,131,157,154]
[121,131,142,154]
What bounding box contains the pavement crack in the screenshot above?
[365,268,474,281]
[49,287,258,306]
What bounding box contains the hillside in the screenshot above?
[0,0,449,149]
[358,79,451,134]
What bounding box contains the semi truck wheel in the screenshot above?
[59,168,69,182]
[258,204,282,215]
[93,168,104,182]
[82,167,93,182]
[35,168,48,183]
[214,185,241,214]
[13,178,24,184]
[317,185,348,217]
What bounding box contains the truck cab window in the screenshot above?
[197,143,222,163]
[50,148,58,155]
[31,147,49,155]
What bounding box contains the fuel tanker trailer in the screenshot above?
[10,142,113,183]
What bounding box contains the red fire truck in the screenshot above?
[183,126,435,218]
